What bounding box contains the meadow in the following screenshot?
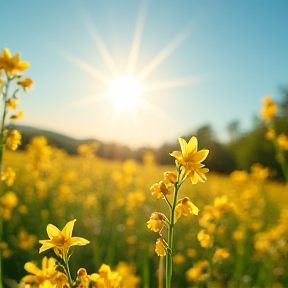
[1,48,288,288]
[1,140,288,288]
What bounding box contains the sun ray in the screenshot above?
[64,53,112,85]
[69,92,108,108]
[142,76,202,92]
[126,0,149,76]
[79,6,120,78]
[136,26,192,83]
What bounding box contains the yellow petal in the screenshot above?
[192,149,209,163]
[39,240,55,253]
[65,236,90,248]
[2,48,11,59]
[189,172,199,184]
[21,275,38,283]
[61,219,76,237]
[186,137,198,156]
[46,224,62,239]
[178,138,188,155]
[17,61,30,71]
[24,262,42,275]
[169,150,182,160]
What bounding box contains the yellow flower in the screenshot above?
[150,181,169,199]
[265,129,275,140]
[155,238,166,256]
[0,191,18,209]
[0,48,29,77]
[186,260,209,282]
[147,212,167,233]
[22,256,58,287]
[260,95,277,122]
[175,197,199,221]
[170,137,209,184]
[277,134,288,150]
[6,129,21,151]
[10,110,24,120]
[213,248,230,262]
[17,77,34,91]
[1,167,16,186]
[39,219,90,257]
[98,264,122,288]
[197,229,213,248]
[250,163,270,181]
[163,171,177,184]
[7,97,19,110]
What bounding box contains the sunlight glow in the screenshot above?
[109,77,141,110]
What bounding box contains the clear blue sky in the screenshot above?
[1,0,288,148]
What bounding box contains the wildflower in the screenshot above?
[22,257,58,287]
[7,97,19,110]
[170,137,209,184]
[0,191,18,209]
[116,262,140,288]
[197,229,213,248]
[265,129,275,140]
[250,163,269,181]
[147,212,167,233]
[10,111,24,120]
[173,253,185,265]
[277,134,288,150]
[213,195,231,219]
[175,197,199,221]
[76,268,89,288]
[164,171,177,184]
[186,260,209,282]
[150,181,169,199]
[155,238,166,256]
[213,248,230,262]
[230,170,249,181]
[39,219,90,258]
[0,48,29,78]
[17,77,34,91]
[1,167,16,186]
[6,130,21,150]
[260,96,277,122]
[99,264,122,288]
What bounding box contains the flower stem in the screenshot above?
[165,168,182,288]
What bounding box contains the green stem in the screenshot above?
[165,167,182,288]
[63,255,73,285]
[0,76,11,288]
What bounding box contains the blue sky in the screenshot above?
[1,0,288,148]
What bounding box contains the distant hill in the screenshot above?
[6,124,97,155]
[5,124,160,162]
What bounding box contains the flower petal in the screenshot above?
[47,224,62,240]
[189,172,199,184]
[169,151,182,160]
[24,262,42,276]
[61,219,76,238]
[192,149,209,163]
[178,138,187,155]
[39,240,56,253]
[186,137,198,157]
[65,236,90,248]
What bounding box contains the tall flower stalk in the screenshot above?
[147,136,209,288]
[0,48,33,288]
[260,96,288,182]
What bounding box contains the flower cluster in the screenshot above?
[147,136,209,287]
[260,95,288,182]
[21,219,123,288]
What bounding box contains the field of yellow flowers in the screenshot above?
[1,141,288,288]
[1,48,288,288]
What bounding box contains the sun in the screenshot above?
[109,76,141,110]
